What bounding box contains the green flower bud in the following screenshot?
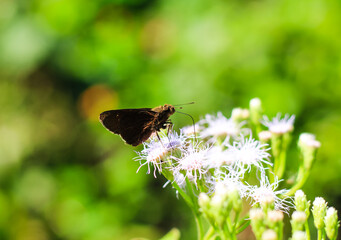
[267,210,284,227]
[210,183,231,226]
[229,186,242,213]
[231,107,249,122]
[312,197,327,230]
[291,211,307,232]
[250,208,266,239]
[292,231,306,240]
[198,192,210,213]
[261,229,277,240]
[298,133,321,170]
[294,190,311,217]
[324,207,339,240]
[249,98,263,126]
[266,210,284,236]
[258,131,272,144]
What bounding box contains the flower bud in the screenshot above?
[267,210,284,230]
[228,186,242,212]
[231,108,249,122]
[258,131,272,144]
[268,210,284,223]
[198,192,210,213]
[298,133,321,170]
[324,207,339,240]
[292,231,306,240]
[312,197,327,230]
[291,211,307,232]
[294,190,310,217]
[250,208,266,239]
[249,98,263,126]
[261,229,277,240]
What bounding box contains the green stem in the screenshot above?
[194,213,204,240]
[304,222,311,240]
[236,220,250,234]
[171,181,194,208]
[232,211,240,233]
[222,221,234,240]
[285,169,309,197]
[276,151,287,179]
[203,227,215,240]
[318,229,322,240]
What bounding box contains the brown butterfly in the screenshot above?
[99,104,175,146]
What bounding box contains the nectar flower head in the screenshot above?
[162,130,188,150]
[205,146,235,169]
[211,170,248,199]
[262,113,295,135]
[173,142,209,186]
[226,135,271,173]
[181,123,201,138]
[249,174,292,213]
[136,140,168,177]
[200,112,246,142]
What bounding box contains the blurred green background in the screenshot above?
[1,0,341,239]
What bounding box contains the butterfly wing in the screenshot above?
[99,109,156,146]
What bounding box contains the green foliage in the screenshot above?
[1,0,341,239]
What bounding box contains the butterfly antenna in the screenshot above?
[173,102,195,107]
[175,110,197,142]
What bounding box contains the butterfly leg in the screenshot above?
[166,120,173,136]
[155,131,165,148]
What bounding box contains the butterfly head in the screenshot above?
[162,104,175,115]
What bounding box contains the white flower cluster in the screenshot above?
[135,108,296,212]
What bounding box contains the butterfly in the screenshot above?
[99,104,175,146]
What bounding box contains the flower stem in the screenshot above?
[203,227,215,240]
[285,168,309,197]
[276,151,287,179]
[194,212,204,240]
[318,229,322,240]
[305,222,311,240]
[236,219,250,234]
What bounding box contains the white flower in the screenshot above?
[181,123,200,138]
[162,130,188,150]
[172,169,186,189]
[211,170,249,199]
[136,140,168,177]
[262,113,295,134]
[173,142,209,186]
[226,135,271,173]
[200,112,246,142]
[205,146,235,169]
[248,173,292,213]
[136,130,188,177]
